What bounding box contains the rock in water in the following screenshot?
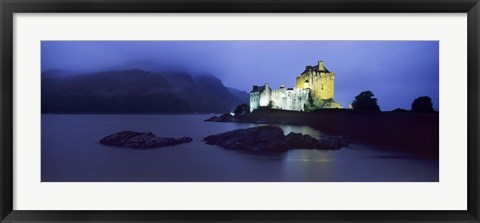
[286,132,348,149]
[204,113,237,122]
[204,125,347,153]
[285,132,320,149]
[204,125,288,152]
[99,131,192,149]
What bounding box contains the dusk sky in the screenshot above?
[41,41,439,111]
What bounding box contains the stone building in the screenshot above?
[250,60,342,112]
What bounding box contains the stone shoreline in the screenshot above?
[205,109,439,159]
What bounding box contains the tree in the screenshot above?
[411,96,434,113]
[233,104,250,116]
[351,91,381,112]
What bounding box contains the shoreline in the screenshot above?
[206,109,439,159]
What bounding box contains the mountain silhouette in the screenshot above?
[41,69,249,114]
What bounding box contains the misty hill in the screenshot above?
[227,87,249,103]
[41,69,249,114]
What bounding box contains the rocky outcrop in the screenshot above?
[99,131,192,149]
[205,113,269,124]
[203,125,347,153]
[204,113,238,122]
[204,125,288,153]
[285,132,348,149]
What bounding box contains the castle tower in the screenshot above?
[296,61,334,100]
[316,72,334,101]
[295,60,341,109]
[318,61,325,71]
[304,80,310,89]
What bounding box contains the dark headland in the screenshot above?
[206,108,439,159]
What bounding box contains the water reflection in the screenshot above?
[41,114,439,182]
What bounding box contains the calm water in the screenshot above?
[41,114,438,182]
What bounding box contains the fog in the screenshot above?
[42,41,439,111]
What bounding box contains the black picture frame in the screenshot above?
[1,0,479,222]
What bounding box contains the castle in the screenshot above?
[250,60,342,112]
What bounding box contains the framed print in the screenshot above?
[1,0,479,222]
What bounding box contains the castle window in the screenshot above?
[321,84,324,90]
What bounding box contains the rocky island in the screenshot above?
[99,131,193,149]
[204,125,348,153]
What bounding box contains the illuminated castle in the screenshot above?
[250,60,342,112]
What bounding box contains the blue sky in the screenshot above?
[41,41,439,111]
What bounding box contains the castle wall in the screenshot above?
[312,72,334,100]
[259,87,271,107]
[250,86,309,112]
[295,76,305,89]
[271,88,309,111]
[296,71,334,100]
[249,92,260,112]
